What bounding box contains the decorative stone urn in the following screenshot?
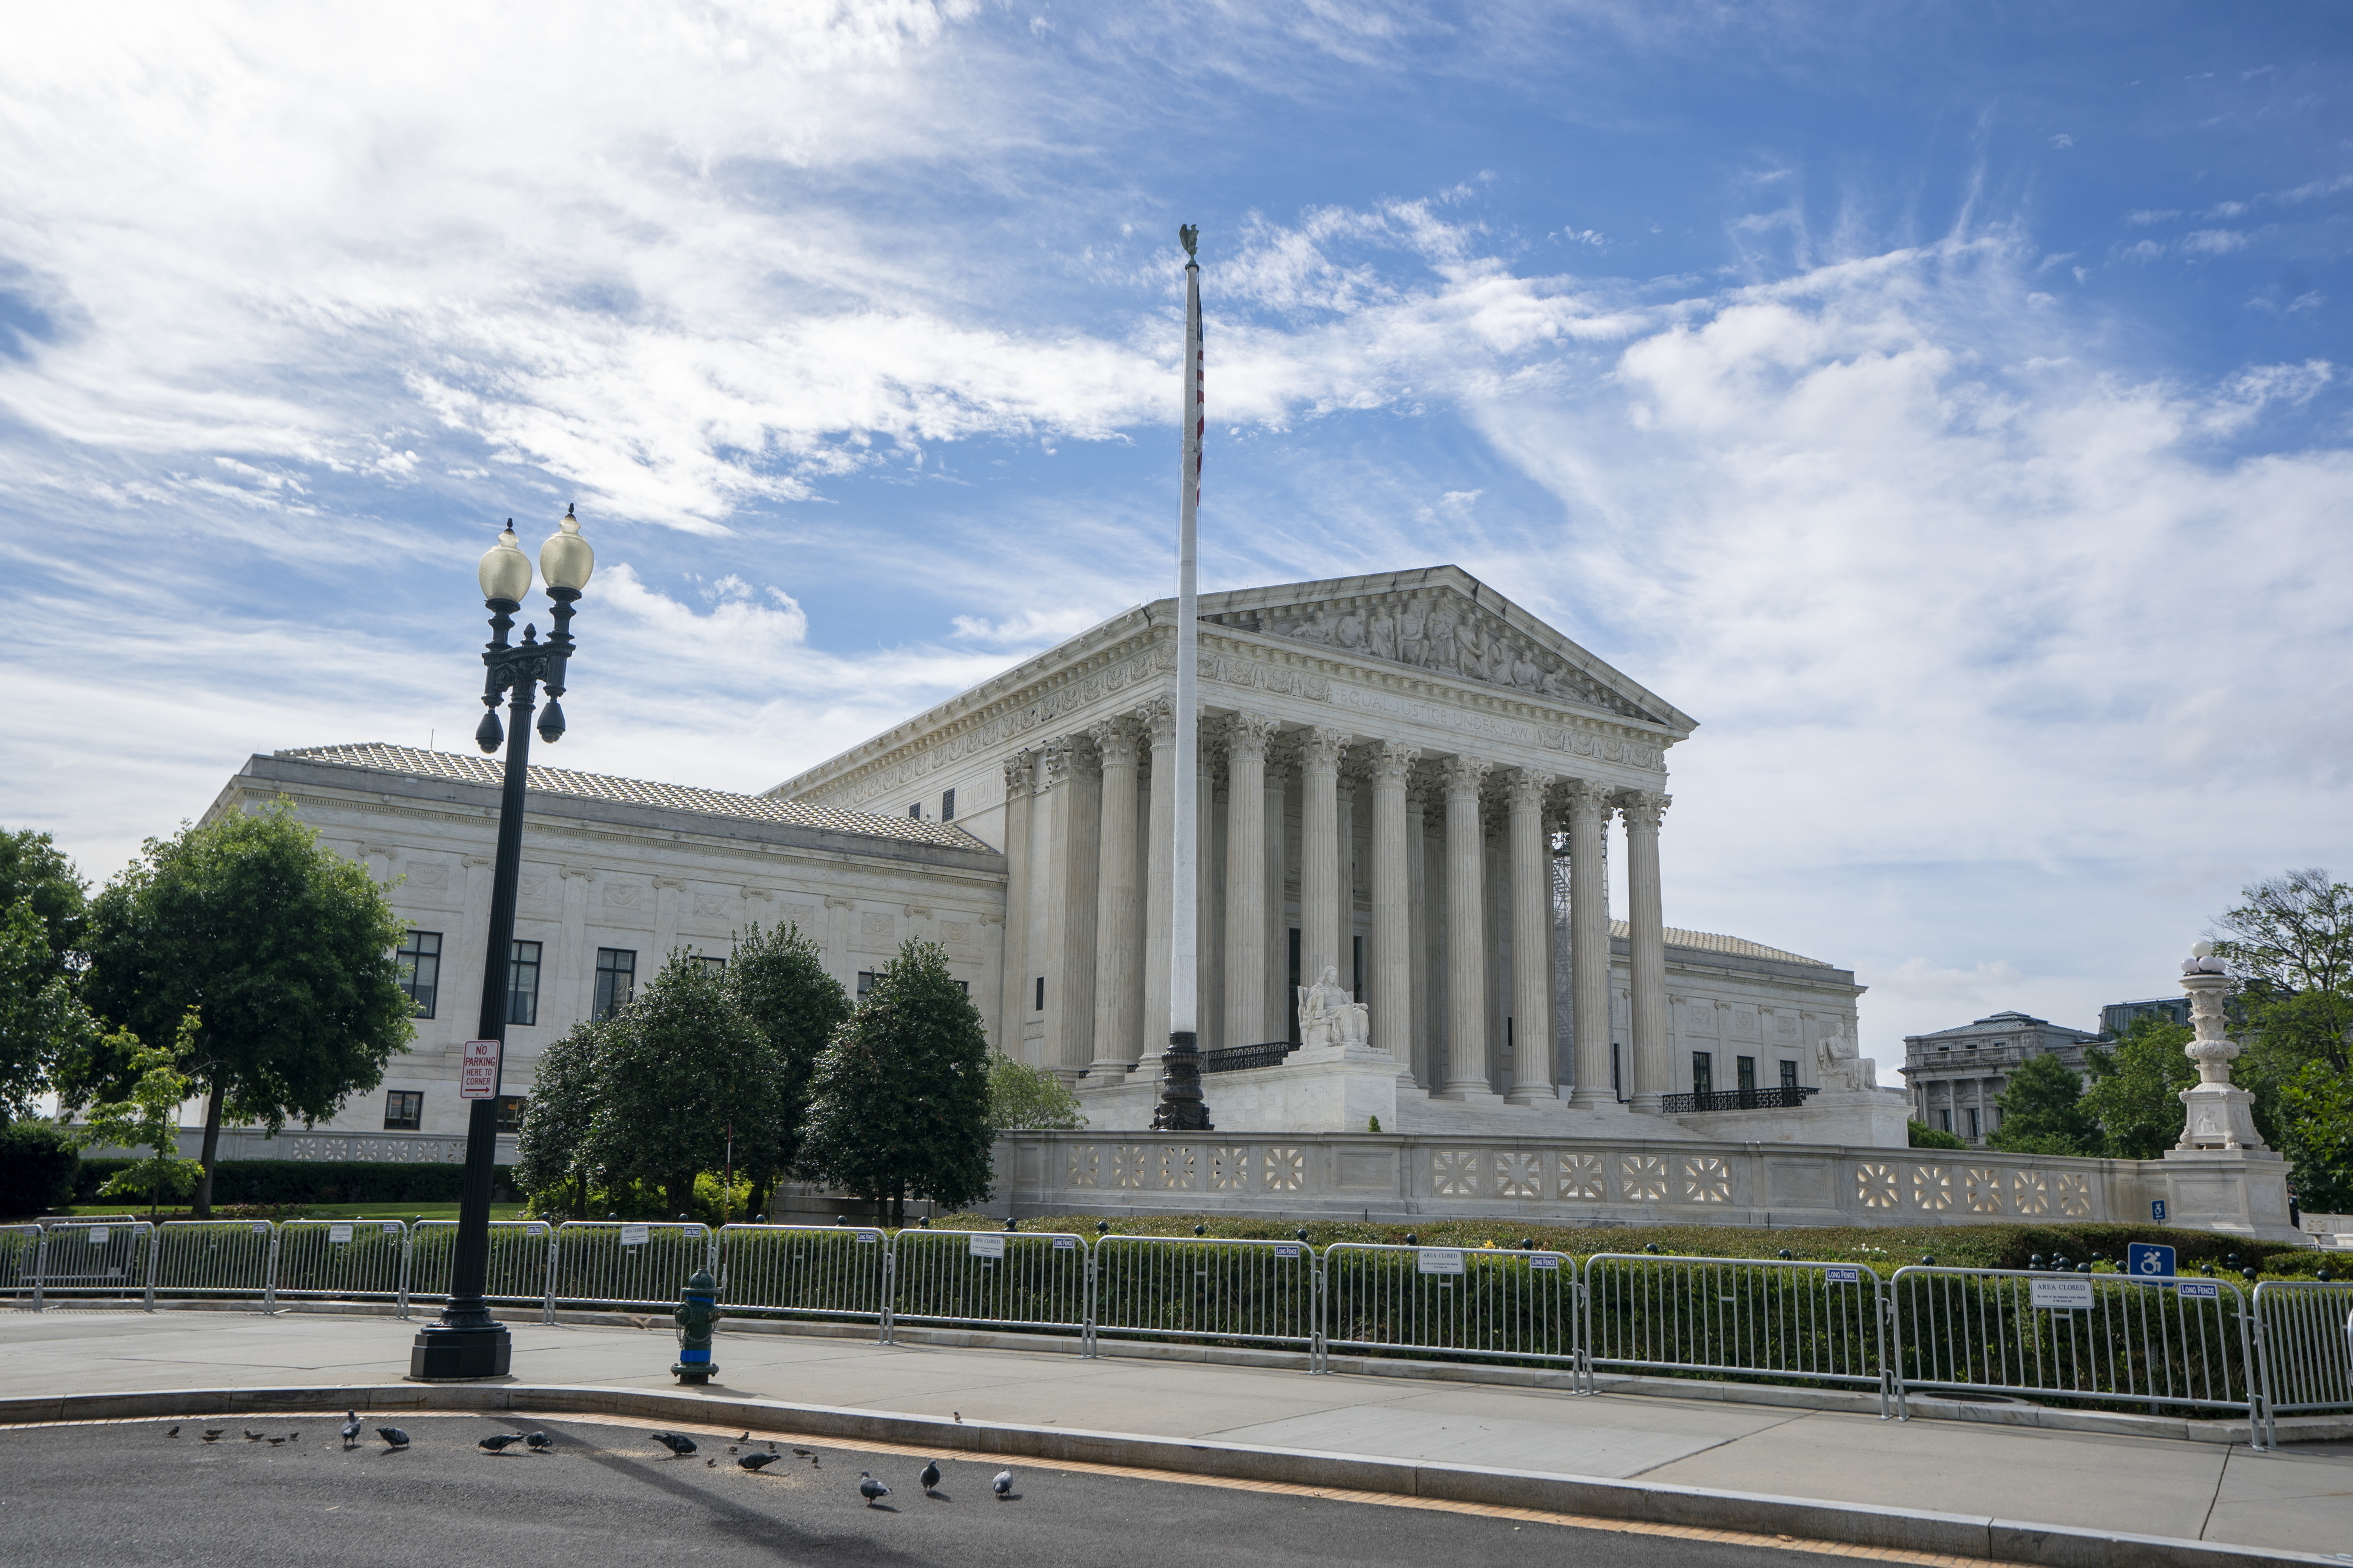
[2175,942,2267,1152]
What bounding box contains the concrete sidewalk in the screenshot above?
[3,1309,2348,1560]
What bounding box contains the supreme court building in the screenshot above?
[208,565,1902,1161]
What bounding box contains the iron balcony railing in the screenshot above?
[1199,1040,1297,1073]
[1660,1085,1821,1113]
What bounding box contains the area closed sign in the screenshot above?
[459,1038,502,1100]
[2031,1276,2095,1310]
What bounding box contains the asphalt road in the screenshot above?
[0,1415,1871,1568]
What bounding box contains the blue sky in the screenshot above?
[5,3,2350,1075]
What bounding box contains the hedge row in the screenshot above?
[74,1159,515,1207]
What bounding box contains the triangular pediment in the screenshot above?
[1193,566,1695,734]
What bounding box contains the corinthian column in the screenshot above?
[1439,755,1494,1097]
[1368,742,1418,1063]
[1298,726,1348,1005]
[1222,715,1277,1053]
[1507,769,1557,1102]
[1140,700,1176,1049]
[996,750,1036,1055]
[1045,740,1101,1082]
[1564,779,1619,1112]
[1088,718,1142,1074]
[1619,790,1671,1113]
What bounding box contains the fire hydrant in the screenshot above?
[672,1268,721,1384]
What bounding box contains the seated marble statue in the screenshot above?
[1813,1022,1878,1092]
[1297,965,1371,1050]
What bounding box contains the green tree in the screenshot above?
[2267,1057,2353,1212]
[2081,1015,2197,1160]
[1987,1052,2100,1156]
[75,1012,201,1217]
[0,1119,81,1219]
[1907,1118,1967,1150]
[75,802,415,1217]
[2209,868,2353,995]
[800,940,992,1225]
[0,898,98,1120]
[2207,869,2353,1210]
[0,828,88,986]
[586,951,778,1222]
[725,921,850,1218]
[514,1017,606,1219]
[987,1054,1086,1132]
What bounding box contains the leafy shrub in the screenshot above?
[0,1119,81,1217]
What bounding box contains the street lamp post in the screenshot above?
[408,506,594,1382]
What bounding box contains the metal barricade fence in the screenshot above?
[2,1224,43,1307]
[714,1225,888,1332]
[1889,1266,2259,1439]
[1091,1235,1317,1354]
[551,1221,714,1312]
[408,1220,557,1320]
[1321,1243,1579,1380]
[152,1220,278,1310]
[2251,1280,2353,1447]
[274,1219,409,1306]
[28,1220,153,1309]
[1585,1253,1889,1412]
[891,1228,1089,1349]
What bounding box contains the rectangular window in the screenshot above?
[1939,1108,1953,1133]
[384,1090,422,1130]
[858,970,878,999]
[1034,975,1045,1013]
[1612,1042,1623,1100]
[908,803,921,819]
[593,948,636,1019]
[941,788,955,821]
[505,939,542,1027]
[1779,1059,1798,1092]
[858,969,966,1000]
[1352,933,1364,1001]
[691,955,726,975]
[1692,1050,1713,1096]
[495,1095,529,1134]
[394,930,441,1019]
[1967,1107,1982,1140]
[1737,1055,1756,1093]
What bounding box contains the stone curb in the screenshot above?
[130,1298,2353,1447]
[0,1382,2337,1568]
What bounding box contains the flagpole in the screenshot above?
[1154,224,1211,1133]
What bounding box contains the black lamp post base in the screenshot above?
[408,1323,514,1382]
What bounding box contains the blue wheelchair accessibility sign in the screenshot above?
[2128,1242,2176,1282]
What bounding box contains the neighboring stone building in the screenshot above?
[206,564,1905,1157]
[2101,995,2191,1036]
[1898,1010,2104,1146]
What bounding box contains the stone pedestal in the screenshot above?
[2161,1148,2298,1238]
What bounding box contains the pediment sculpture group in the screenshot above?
[1281,598,1590,703]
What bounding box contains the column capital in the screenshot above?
[1505,768,1555,809]
[1088,716,1142,769]
[1003,749,1036,794]
[1440,754,1492,797]
[1300,725,1349,772]
[1136,696,1177,748]
[1564,776,1613,816]
[1225,712,1279,761]
[1043,737,1100,787]
[1369,740,1421,782]
[1615,789,1671,830]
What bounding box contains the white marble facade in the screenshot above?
[210,566,1901,1153]
[773,566,1901,1146]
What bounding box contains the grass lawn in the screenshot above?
[63,1201,526,1223]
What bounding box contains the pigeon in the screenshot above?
[267,1437,286,1447]
[339,1413,361,1449]
[919,1460,941,1495]
[524,1433,553,1452]
[706,1459,716,1468]
[376,1427,410,1450]
[736,1431,751,1443]
[202,1429,224,1443]
[992,1468,1014,1499]
[952,1412,962,1424]
[288,1431,299,1443]
[244,1430,264,1442]
[739,1452,781,1473]
[858,1472,891,1506]
[479,1433,525,1453]
[791,1447,810,1457]
[650,1432,697,1458]
[166,1426,180,1439]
